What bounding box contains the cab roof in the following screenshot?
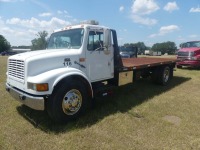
[53,20,109,33]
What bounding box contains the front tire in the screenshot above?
[46,79,89,123]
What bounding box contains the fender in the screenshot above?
[27,67,93,97]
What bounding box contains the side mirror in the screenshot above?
[46,38,50,49]
[103,29,111,54]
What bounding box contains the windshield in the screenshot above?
[181,41,200,48]
[47,28,84,49]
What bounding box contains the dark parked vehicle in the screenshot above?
[1,51,7,56]
[1,51,17,56]
[119,46,138,58]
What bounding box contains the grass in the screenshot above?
[1,55,200,149]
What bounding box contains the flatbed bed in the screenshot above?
[122,57,177,70]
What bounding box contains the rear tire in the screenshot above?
[152,66,172,86]
[177,65,182,69]
[46,79,90,123]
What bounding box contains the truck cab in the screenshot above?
[6,20,118,122]
[177,41,200,68]
[47,20,114,82]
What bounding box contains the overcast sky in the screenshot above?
[0,0,200,47]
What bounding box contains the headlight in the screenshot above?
[28,83,49,92]
[190,52,194,57]
[191,57,198,60]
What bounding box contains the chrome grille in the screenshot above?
[177,51,189,57]
[8,59,25,81]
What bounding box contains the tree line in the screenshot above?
[123,41,177,55]
[0,31,48,53]
[1,31,177,54]
[0,35,11,53]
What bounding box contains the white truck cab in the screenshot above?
[6,20,115,122]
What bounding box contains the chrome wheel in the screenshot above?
[62,89,82,115]
[163,67,170,83]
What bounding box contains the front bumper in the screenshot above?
[176,60,200,67]
[6,83,45,110]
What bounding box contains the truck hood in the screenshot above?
[179,47,200,52]
[9,49,79,61]
[8,49,83,77]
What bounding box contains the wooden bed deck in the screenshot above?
[122,57,177,69]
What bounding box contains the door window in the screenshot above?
[87,31,104,51]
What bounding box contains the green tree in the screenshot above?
[31,31,48,50]
[151,41,177,55]
[0,35,11,53]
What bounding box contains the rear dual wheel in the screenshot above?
[152,66,172,86]
[177,65,182,69]
[161,66,171,85]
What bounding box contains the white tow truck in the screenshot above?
[6,20,177,122]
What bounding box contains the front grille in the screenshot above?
[177,51,189,57]
[8,59,25,81]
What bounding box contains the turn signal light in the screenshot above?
[36,83,49,91]
[28,83,49,92]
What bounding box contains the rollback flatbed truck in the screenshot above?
[6,20,176,123]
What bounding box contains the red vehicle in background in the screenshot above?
[177,41,200,68]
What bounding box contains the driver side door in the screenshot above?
[85,29,114,82]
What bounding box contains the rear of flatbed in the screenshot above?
[111,57,177,87]
[121,57,177,70]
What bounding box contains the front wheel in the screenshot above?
[62,89,82,115]
[46,79,90,123]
